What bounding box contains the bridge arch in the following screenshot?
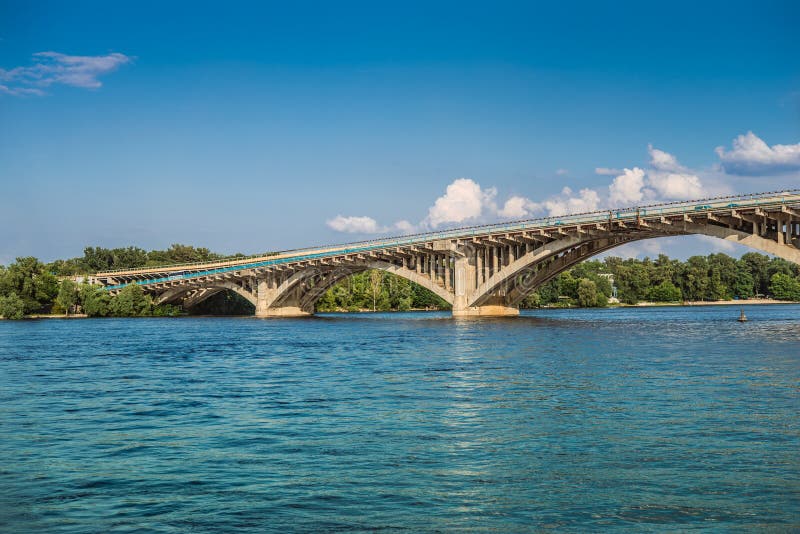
[156,280,257,308]
[258,259,454,316]
[680,222,800,263]
[467,223,800,308]
[94,192,800,317]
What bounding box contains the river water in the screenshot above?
[1,305,798,532]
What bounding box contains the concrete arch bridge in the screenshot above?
[93,191,800,317]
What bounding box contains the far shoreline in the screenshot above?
[627,298,796,307]
[4,299,799,320]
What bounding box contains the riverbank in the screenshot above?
[5,314,89,320]
[635,298,795,307]
[5,299,800,320]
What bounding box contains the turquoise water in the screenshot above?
[1,306,798,532]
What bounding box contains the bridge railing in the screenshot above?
[98,189,800,282]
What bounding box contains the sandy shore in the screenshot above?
[24,314,89,319]
[635,299,795,307]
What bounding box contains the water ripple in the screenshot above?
[1,306,799,531]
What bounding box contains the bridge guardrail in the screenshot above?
[99,189,800,289]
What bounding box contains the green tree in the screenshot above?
[388,276,414,311]
[110,284,153,316]
[680,256,711,301]
[651,254,680,285]
[708,253,737,300]
[576,278,599,307]
[740,252,771,296]
[315,290,338,312]
[81,246,116,272]
[537,279,560,305]
[152,303,182,316]
[557,271,579,300]
[520,292,541,309]
[732,262,754,299]
[608,259,651,304]
[647,281,682,302]
[0,257,59,313]
[369,270,383,311]
[769,273,800,301]
[80,285,112,317]
[314,270,450,312]
[56,279,81,314]
[0,293,25,319]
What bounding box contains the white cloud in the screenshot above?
[648,171,704,199]
[646,145,705,200]
[608,167,646,206]
[326,132,799,236]
[556,168,569,176]
[326,215,384,233]
[393,220,417,234]
[0,51,131,95]
[0,84,45,96]
[648,145,682,172]
[425,178,497,227]
[541,187,601,216]
[715,131,800,175]
[694,234,736,253]
[498,196,539,219]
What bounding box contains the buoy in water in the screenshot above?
[738,308,747,322]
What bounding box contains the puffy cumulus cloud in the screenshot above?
[541,187,601,216]
[608,167,646,206]
[546,145,708,214]
[646,145,705,200]
[715,131,800,175]
[326,132,800,239]
[648,145,682,172]
[393,220,417,234]
[425,178,497,227]
[0,51,131,95]
[327,142,719,236]
[601,147,707,204]
[328,178,535,235]
[327,215,418,235]
[647,171,704,199]
[326,215,384,233]
[498,196,539,219]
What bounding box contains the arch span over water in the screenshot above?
[93,191,800,316]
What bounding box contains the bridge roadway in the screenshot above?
[94,190,800,317]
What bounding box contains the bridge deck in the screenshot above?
[95,190,800,290]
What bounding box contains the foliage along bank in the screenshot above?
[1,245,800,319]
[520,252,800,308]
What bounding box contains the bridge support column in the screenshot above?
[256,306,312,317]
[452,248,519,317]
[255,278,312,318]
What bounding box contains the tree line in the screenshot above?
[316,270,449,312]
[0,245,229,319]
[47,244,251,276]
[522,252,800,308]
[1,245,799,319]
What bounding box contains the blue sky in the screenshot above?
[1,1,799,264]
